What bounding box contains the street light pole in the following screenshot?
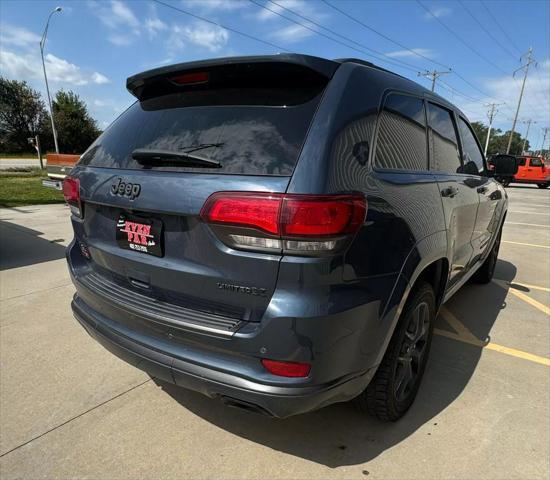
[40,6,62,154]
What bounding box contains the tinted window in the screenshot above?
[458,117,485,174]
[530,157,543,167]
[78,91,323,175]
[375,94,427,171]
[427,103,461,173]
[517,157,526,166]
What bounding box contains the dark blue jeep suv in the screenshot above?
[65,55,509,420]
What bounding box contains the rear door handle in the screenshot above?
[441,186,459,198]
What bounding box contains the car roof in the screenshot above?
[127,53,466,118]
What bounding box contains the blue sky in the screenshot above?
[1,0,549,149]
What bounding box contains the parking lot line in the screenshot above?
[509,203,550,208]
[509,210,550,216]
[436,308,550,367]
[493,279,550,316]
[506,222,550,228]
[502,240,550,249]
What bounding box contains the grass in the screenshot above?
[0,168,64,208]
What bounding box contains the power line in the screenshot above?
[321,0,450,70]
[437,79,484,103]
[458,0,518,60]
[266,0,423,72]
[417,0,509,76]
[322,0,504,103]
[480,0,522,56]
[248,0,419,73]
[152,0,291,52]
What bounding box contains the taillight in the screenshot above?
[201,192,366,255]
[62,176,82,217]
[261,359,311,378]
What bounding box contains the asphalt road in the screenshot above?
[0,159,42,169]
[0,185,549,479]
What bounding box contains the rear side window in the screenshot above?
[458,117,485,174]
[375,94,428,171]
[78,89,324,176]
[427,103,462,174]
[530,157,543,167]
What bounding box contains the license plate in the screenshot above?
[116,214,163,257]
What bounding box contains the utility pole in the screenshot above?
[483,102,503,156]
[521,119,536,154]
[40,6,62,154]
[507,47,537,154]
[540,127,549,158]
[418,69,452,92]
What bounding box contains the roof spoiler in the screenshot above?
[126,54,340,101]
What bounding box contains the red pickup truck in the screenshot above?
[488,155,549,188]
[42,153,80,190]
[513,156,550,189]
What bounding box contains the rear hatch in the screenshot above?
[72,56,337,327]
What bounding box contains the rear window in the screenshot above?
[79,90,323,176]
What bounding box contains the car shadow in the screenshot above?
[0,220,66,270]
[153,259,517,467]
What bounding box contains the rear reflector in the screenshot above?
[62,177,82,217]
[170,71,209,85]
[261,359,311,377]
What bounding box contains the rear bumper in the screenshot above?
[72,296,374,417]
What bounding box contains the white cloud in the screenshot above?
[91,72,110,84]
[251,0,328,43]
[183,0,248,12]
[269,24,312,43]
[108,34,134,46]
[168,22,229,53]
[89,0,140,45]
[144,4,168,39]
[442,60,550,148]
[0,48,109,87]
[386,48,435,59]
[97,0,139,31]
[423,6,451,20]
[145,17,168,38]
[0,24,41,48]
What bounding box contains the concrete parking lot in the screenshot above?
[0,185,549,480]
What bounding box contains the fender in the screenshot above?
[371,230,449,369]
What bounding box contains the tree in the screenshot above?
[42,90,100,154]
[469,120,529,156]
[0,77,47,153]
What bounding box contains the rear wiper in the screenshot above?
[182,143,224,154]
[131,148,221,168]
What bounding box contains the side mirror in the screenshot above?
[490,155,518,176]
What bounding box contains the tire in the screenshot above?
[537,183,549,189]
[472,226,502,284]
[355,281,436,422]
